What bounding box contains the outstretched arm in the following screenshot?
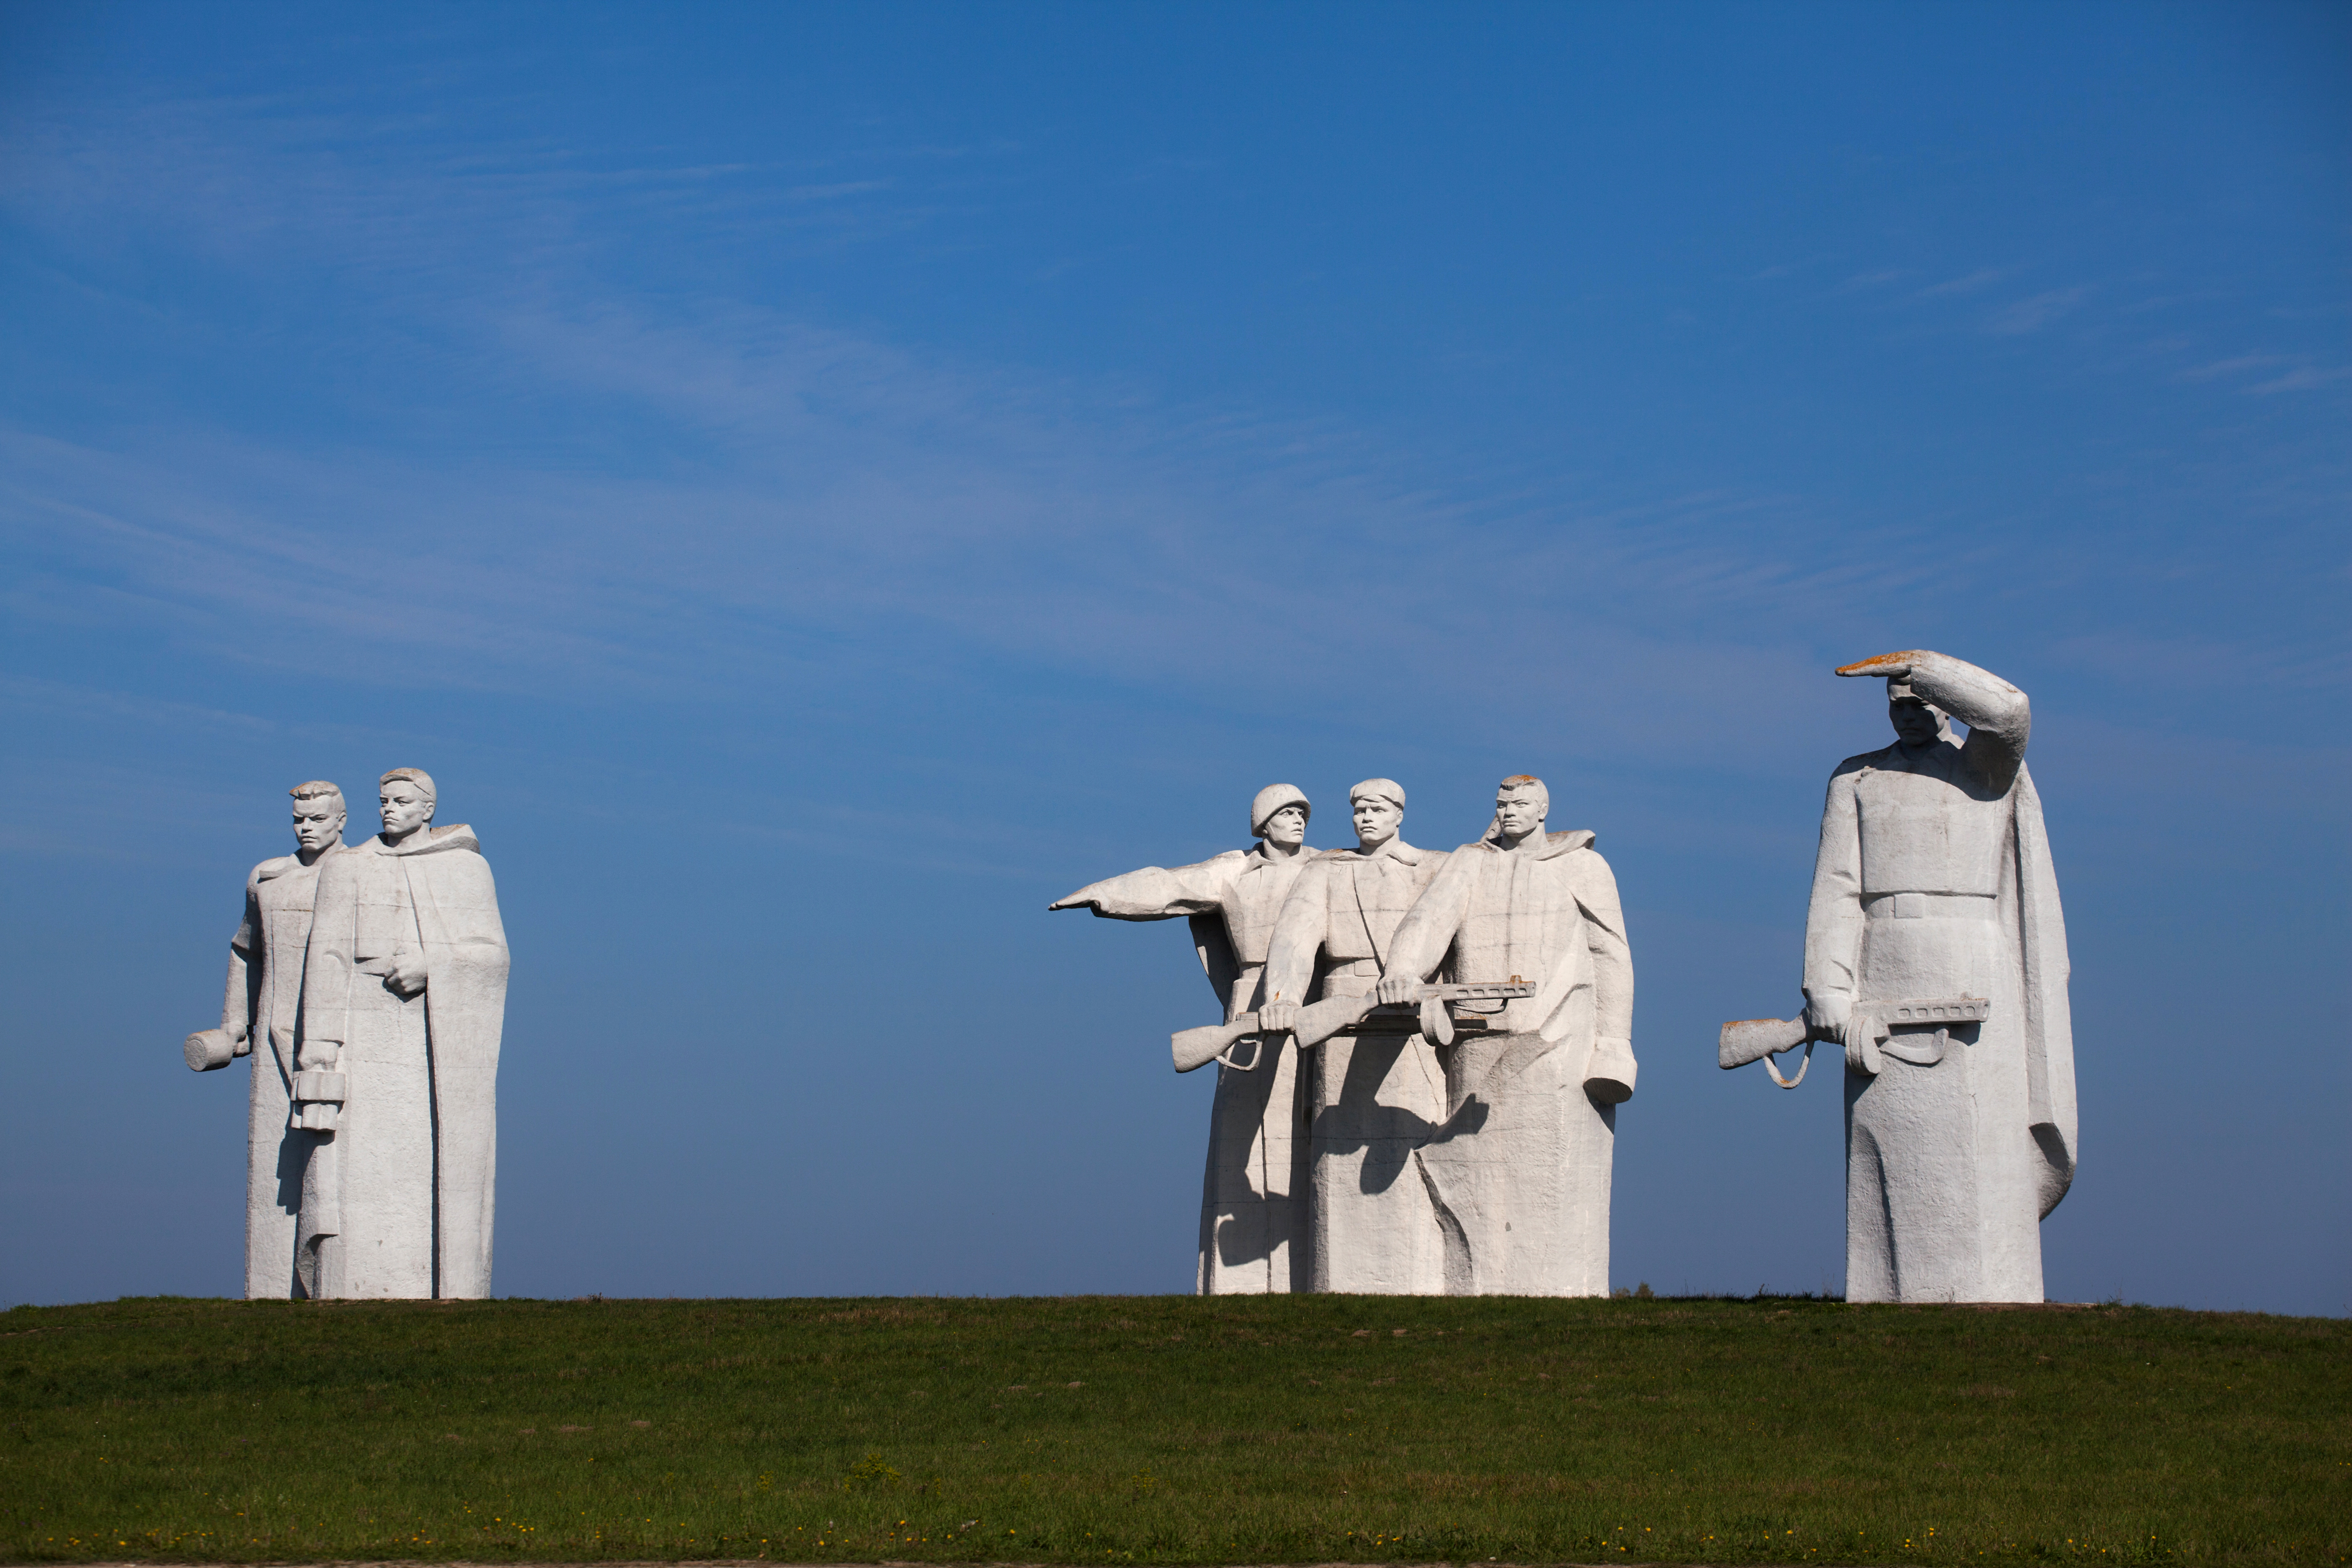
[1839,649,2030,790]
[1048,854,1242,920]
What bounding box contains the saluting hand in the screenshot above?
[1834,651,1921,680]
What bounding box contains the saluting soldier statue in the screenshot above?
[1798,650,2078,1303]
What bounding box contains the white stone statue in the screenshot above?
[1050,784,1318,1293]
[1377,774,1635,1296]
[1722,651,2076,1303]
[1259,780,1450,1295]
[291,769,510,1299]
[183,781,348,1298]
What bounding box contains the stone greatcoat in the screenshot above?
[1060,842,1316,1293]
[219,847,338,1298]
[1261,838,1449,1294]
[294,824,509,1300]
[1383,828,1634,1297]
[1805,661,2076,1304]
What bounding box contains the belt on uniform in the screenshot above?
[1326,958,1381,977]
[1863,891,1996,921]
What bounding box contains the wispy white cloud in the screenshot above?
[1916,266,2017,299]
[2175,353,2290,382]
[2244,365,2351,395]
[2,65,2340,799]
[1984,287,2087,336]
[2169,353,2348,395]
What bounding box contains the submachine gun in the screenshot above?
[1171,981,1536,1074]
[1719,996,1991,1087]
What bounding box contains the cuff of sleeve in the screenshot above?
[1585,1036,1637,1103]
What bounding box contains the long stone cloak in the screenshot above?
[219,849,336,1298]
[1261,838,1448,1294]
[1383,828,1633,1297]
[295,824,509,1300]
[1806,728,2076,1304]
[1061,842,1315,1293]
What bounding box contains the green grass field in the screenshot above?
[2,1294,2343,1566]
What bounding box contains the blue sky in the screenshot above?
[3,2,2345,1314]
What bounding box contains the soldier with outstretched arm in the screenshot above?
[1725,650,2077,1304]
[1049,785,1318,1294]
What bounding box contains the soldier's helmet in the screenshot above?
[1251,783,1311,838]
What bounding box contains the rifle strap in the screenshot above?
[1763,1040,1813,1090]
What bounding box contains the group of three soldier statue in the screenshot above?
[1053,650,2079,1304]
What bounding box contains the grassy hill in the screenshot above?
[2,1294,2343,1566]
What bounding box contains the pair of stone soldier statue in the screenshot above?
[188,769,510,1300]
[1057,650,2079,1304]
[1056,772,1635,1297]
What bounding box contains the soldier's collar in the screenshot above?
[1475,827,1594,859]
[255,845,344,882]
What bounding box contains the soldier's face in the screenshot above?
[1261,804,1308,848]
[1889,699,1943,746]
[381,782,434,837]
[1494,788,1547,838]
[292,799,346,852]
[1352,795,1400,849]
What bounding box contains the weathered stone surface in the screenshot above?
[1380,774,1635,1297]
[1725,650,2077,1303]
[1261,780,1450,1294]
[188,781,345,1298]
[1065,774,1639,1297]
[1051,785,1317,1293]
[188,770,507,1300]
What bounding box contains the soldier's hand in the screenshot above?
[1256,998,1300,1034]
[1375,973,1417,1006]
[384,956,430,998]
[1835,651,1922,680]
[1803,991,1852,1041]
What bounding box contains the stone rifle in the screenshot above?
[1718,995,1991,1088]
[1172,981,1535,1073]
